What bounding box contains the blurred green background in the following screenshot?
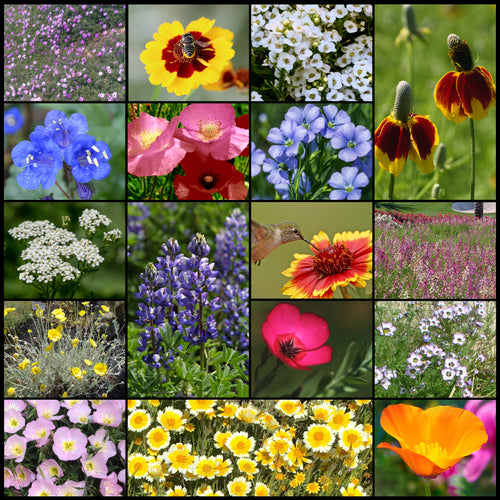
[128,4,249,101]
[251,300,372,398]
[251,202,373,298]
[374,4,496,200]
[4,103,126,200]
[4,202,126,299]
[375,399,495,496]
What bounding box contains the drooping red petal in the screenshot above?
[456,66,496,119]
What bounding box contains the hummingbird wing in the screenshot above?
[251,220,271,248]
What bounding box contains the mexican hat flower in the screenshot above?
[281,229,372,299]
[261,302,333,370]
[375,81,439,179]
[434,34,496,123]
[377,404,488,479]
[140,17,235,96]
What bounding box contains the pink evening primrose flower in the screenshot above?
[34,400,64,420]
[58,480,86,496]
[91,402,123,428]
[37,459,64,481]
[128,112,194,177]
[88,428,117,459]
[261,303,333,370]
[175,103,249,161]
[23,417,55,446]
[52,427,88,461]
[4,409,25,434]
[28,478,59,496]
[67,402,93,424]
[4,434,28,462]
[14,464,36,489]
[81,451,109,479]
[100,471,123,496]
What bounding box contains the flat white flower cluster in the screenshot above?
[8,218,105,285]
[103,229,123,244]
[79,208,111,235]
[251,4,372,101]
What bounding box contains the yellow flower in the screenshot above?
[51,308,66,322]
[100,305,110,313]
[94,363,108,376]
[31,366,42,375]
[140,17,235,96]
[128,409,152,432]
[193,455,219,479]
[79,310,86,316]
[84,359,93,366]
[4,307,16,316]
[227,476,252,496]
[165,443,195,474]
[128,453,149,478]
[304,424,335,452]
[89,338,97,348]
[7,387,16,396]
[72,338,80,348]
[227,432,256,457]
[158,407,185,431]
[48,324,63,342]
[18,358,30,370]
[146,426,171,451]
[45,342,54,352]
[71,367,84,380]
[39,384,47,392]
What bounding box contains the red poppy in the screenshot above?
[174,152,247,200]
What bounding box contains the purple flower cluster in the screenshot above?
[4,5,125,101]
[252,104,372,200]
[214,208,250,378]
[10,109,111,197]
[135,234,222,372]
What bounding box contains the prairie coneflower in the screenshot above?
[377,404,488,479]
[281,229,372,299]
[375,81,439,198]
[140,17,235,96]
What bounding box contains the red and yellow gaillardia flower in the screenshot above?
[434,34,496,123]
[281,229,372,299]
[375,81,439,178]
[140,17,235,96]
[377,404,488,479]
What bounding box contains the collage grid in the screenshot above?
[3,3,496,497]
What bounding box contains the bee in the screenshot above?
[180,32,196,58]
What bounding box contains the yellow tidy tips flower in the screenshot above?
[94,363,108,376]
[140,17,235,96]
[48,324,63,342]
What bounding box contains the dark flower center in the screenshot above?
[313,243,353,276]
[278,338,303,360]
[199,172,219,189]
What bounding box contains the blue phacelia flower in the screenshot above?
[38,109,89,154]
[4,108,24,134]
[11,131,63,190]
[64,135,112,183]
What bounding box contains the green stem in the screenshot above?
[388,173,395,200]
[469,118,475,200]
[423,478,431,496]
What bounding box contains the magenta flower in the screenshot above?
[128,112,194,177]
[52,426,87,461]
[462,400,496,483]
[261,303,333,370]
[175,103,249,161]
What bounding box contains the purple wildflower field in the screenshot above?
[374,212,496,299]
[4,4,125,101]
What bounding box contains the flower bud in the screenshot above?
[393,81,412,123]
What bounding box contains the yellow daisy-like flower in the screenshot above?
[254,482,270,496]
[4,307,16,316]
[275,400,301,417]
[128,453,149,478]
[193,455,219,479]
[71,367,84,380]
[266,437,292,457]
[304,424,336,452]
[165,486,188,496]
[227,431,256,457]
[94,363,108,376]
[158,407,185,431]
[237,458,259,476]
[51,308,66,322]
[185,399,216,415]
[285,443,311,470]
[146,426,170,451]
[339,423,366,452]
[89,338,97,348]
[7,387,16,396]
[71,338,80,348]
[214,431,232,450]
[146,458,167,482]
[329,407,354,431]
[218,402,238,419]
[79,310,86,316]
[140,17,235,96]
[215,455,233,477]
[45,342,54,352]
[84,359,93,366]
[47,324,63,342]
[340,482,365,496]
[165,443,195,474]
[31,366,42,375]
[227,476,251,497]
[255,447,273,466]
[306,482,321,494]
[18,358,30,370]
[128,409,152,432]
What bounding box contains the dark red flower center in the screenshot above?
[275,334,307,361]
[313,243,353,276]
[199,171,219,189]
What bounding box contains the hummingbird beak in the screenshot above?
[302,237,319,252]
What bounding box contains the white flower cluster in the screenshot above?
[79,208,111,235]
[251,4,372,101]
[8,217,105,285]
[103,229,123,244]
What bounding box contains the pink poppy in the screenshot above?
[175,103,249,161]
[174,152,247,200]
[261,303,333,370]
[128,112,194,177]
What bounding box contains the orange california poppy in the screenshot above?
[377,404,488,479]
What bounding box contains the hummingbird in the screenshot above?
[251,219,318,265]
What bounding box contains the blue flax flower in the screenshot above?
[321,104,352,139]
[11,131,63,190]
[267,119,308,158]
[65,135,112,183]
[285,104,326,143]
[331,123,371,162]
[328,166,369,200]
